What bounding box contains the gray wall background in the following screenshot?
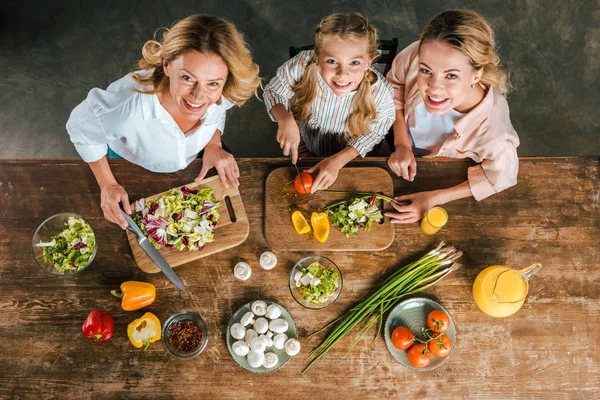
[1,0,598,159]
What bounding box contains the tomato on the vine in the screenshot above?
[294,172,313,194]
[407,343,431,368]
[427,333,452,357]
[426,310,450,333]
[391,326,415,350]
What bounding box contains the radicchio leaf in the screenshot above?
[181,186,198,196]
[73,242,86,250]
[172,213,182,221]
[148,202,159,215]
[198,201,217,216]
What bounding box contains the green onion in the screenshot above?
[302,242,462,373]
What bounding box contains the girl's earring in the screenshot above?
[471,84,475,88]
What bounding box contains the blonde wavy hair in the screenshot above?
[132,14,260,106]
[291,12,380,139]
[419,10,510,96]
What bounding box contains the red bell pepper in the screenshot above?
[82,310,113,342]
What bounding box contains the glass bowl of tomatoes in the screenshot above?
[384,298,456,371]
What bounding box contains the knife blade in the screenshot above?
[121,210,186,291]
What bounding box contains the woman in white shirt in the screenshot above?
[67,14,260,228]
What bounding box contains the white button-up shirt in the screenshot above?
[66,71,233,173]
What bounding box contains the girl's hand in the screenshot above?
[276,119,301,164]
[100,182,131,229]
[306,157,343,193]
[196,144,240,189]
[388,145,416,181]
[385,191,437,224]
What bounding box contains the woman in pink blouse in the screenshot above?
[385,10,519,223]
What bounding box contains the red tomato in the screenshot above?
[427,334,452,358]
[294,172,313,194]
[407,343,431,368]
[426,310,450,333]
[391,326,415,350]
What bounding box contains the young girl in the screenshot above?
[386,9,519,223]
[66,15,260,228]
[263,12,396,192]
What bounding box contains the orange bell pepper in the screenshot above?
[111,281,156,311]
[311,212,330,243]
[127,312,161,350]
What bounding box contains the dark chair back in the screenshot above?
[289,38,398,76]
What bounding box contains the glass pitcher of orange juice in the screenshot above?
[472,263,542,317]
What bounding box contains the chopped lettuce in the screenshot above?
[326,196,383,237]
[36,216,95,273]
[133,186,220,251]
[294,262,339,305]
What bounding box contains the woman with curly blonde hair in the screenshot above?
[67,14,260,228]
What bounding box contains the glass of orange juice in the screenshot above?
[420,206,448,235]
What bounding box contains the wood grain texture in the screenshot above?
[265,166,395,251]
[125,175,249,274]
[0,157,598,400]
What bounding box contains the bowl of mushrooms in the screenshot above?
[226,300,300,373]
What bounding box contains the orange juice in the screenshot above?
[420,206,448,235]
[472,266,526,317]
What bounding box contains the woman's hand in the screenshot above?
[388,145,416,181]
[306,156,343,193]
[100,182,131,229]
[385,191,438,224]
[196,143,240,188]
[276,118,301,164]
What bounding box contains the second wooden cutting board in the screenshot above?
[265,167,395,251]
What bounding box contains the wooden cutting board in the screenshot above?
[127,175,249,273]
[265,167,395,251]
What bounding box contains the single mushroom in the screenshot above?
[254,317,269,334]
[262,352,279,368]
[249,336,267,353]
[244,328,258,344]
[259,334,274,348]
[230,323,246,340]
[240,311,255,327]
[285,338,301,356]
[259,251,278,270]
[273,333,288,350]
[247,350,265,368]
[265,304,281,320]
[233,262,252,281]
[251,300,267,316]
[266,331,274,339]
[269,318,289,334]
[232,340,250,356]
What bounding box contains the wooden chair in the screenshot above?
[289,38,398,76]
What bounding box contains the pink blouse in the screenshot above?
[386,41,520,201]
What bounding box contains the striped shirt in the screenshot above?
[263,50,396,157]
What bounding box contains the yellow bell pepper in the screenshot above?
[127,312,161,350]
[291,210,311,234]
[311,212,330,243]
[111,281,156,311]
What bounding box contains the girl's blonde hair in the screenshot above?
[419,10,510,95]
[291,12,379,139]
[132,14,260,106]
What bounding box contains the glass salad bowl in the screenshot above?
[32,213,97,275]
[289,255,343,310]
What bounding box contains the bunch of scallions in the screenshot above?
[303,242,462,373]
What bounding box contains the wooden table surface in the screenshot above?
[0,157,598,400]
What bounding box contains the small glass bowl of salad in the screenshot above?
[289,256,343,310]
[32,213,97,275]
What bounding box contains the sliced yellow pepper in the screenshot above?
[111,281,156,311]
[311,212,330,243]
[127,312,161,350]
[292,210,311,234]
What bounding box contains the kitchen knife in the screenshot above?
[121,210,186,291]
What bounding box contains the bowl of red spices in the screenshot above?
[162,311,208,360]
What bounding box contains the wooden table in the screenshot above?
[0,157,598,399]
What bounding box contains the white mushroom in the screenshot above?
[254,317,269,334]
[230,323,246,340]
[273,333,288,350]
[265,304,282,320]
[268,318,289,334]
[285,338,301,356]
[259,334,274,348]
[247,350,265,368]
[240,311,255,327]
[244,328,258,344]
[234,262,252,281]
[232,340,250,356]
[262,352,279,369]
[249,336,267,353]
[251,300,267,316]
[259,251,278,270]
[266,331,274,339]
